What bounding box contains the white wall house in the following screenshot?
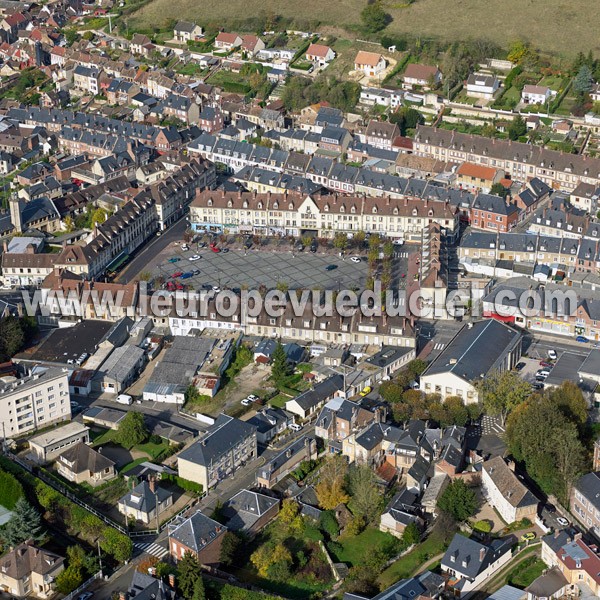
[466,73,500,100]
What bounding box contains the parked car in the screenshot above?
[167,257,180,263]
[181,245,189,251]
[222,248,230,253]
[210,245,221,253]
[409,380,420,390]
[325,264,338,271]
[171,271,183,278]
[536,369,551,377]
[289,423,302,432]
[556,517,569,527]
[532,381,544,390]
[241,398,252,406]
[350,256,361,263]
[392,239,404,246]
[576,336,589,343]
[514,362,526,371]
[547,349,557,360]
[180,272,193,279]
[188,255,201,261]
[247,394,259,401]
[521,532,536,542]
[359,386,372,397]
[539,361,553,368]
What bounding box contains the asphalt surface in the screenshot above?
[116,218,188,284]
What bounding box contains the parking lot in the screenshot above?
[149,238,412,292]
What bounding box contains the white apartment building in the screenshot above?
[0,367,72,439]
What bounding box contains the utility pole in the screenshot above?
[97,539,103,573]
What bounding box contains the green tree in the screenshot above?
[66,544,99,576]
[55,565,84,594]
[333,232,348,251]
[508,115,527,141]
[549,380,588,427]
[490,182,509,198]
[402,521,420,545]
[574,64,593,95]
[177,552,202,599]
[219,531,242,566]
[271,342,290,381]
[360,0,389,33]
[437,480,478,522]
[443,396,469,426]
[116,411,148,449]
[100,527,133,562]
[478,370,531,426]
[319,510,340,538]
[2,497,44,546]
[0,470,24,509]
[390,107,424,136]
[0,316,25,361]
[347,464,383,523]
[191,576,206,600]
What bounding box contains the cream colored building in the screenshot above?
[0,367,71,439]
[482,456,538,524]
[0,544,64,598]
[190,190,459,242]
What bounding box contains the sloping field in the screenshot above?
[129,0,600,56]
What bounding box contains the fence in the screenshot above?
[62,571,103,600]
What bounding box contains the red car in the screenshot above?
[539,361,552,368]
[166,281,175,290]
[171,271,184,278]
[210,244,220,253]
[175,283,184,290]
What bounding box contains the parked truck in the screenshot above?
[116,394,133,405]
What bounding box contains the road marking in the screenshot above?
[134,542,169,559]
[433,343,445,350]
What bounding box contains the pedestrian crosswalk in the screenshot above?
[395,251,409,258]
[433,342,445,351]
[134,542,169,559]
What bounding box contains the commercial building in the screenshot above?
[420,320,522,403]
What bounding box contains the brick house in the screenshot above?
[470,194,520,232]
[168,510,227,566]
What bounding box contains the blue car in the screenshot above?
[180,272,193,279]
[576,335,589,343]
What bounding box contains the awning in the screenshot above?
[106,253,129,272]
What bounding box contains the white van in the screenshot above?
[116,394,133,405]
[289,423,302,432]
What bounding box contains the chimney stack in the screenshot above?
[148,476,156,493]
[168,574,176,588]
[119,593,127,600]
[479,548,485,561]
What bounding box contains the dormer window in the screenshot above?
[243,200,248,208]
[227,199,233,207]
[273,201,278,209]
[393,207,398,215]
[324,204,329,212]
[207,199,213,206]
[412,208,418,216]
[288,203,294,210]
[257,202,263,209]
[340,205,345,213]
[372,206,377,214]
[351,206,356,214]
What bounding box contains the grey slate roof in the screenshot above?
[421,319,521,383]
[168,510,225,552]
[574,471,600,512]
[442,534,513,582]
[288,374,344,411]
[221,489,279,531]
[177,414,256,467]
[119,481,172,514]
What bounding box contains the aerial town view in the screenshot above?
[2,1,600,600]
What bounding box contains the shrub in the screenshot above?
[473,520,492,533]
[0,470,24,509]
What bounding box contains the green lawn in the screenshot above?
[378,529,450,589]
[538,75,566,92]
[331,526,399,567]
[269,393,291,409]
[206,70,252,94]
[135,439,171,460]
[506,556,546,588]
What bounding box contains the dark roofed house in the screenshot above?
[127,571,176,600]
[525,566,568,600]
[177,414,257,491]
[441,533,514,596]
[257,436,318,489]
[285,374,344,419]
[247,407,293,444]
[56,442,116,487]
[118,479,173,525]
[168,510,226,566]
[221,489,279,534]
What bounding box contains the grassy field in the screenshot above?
[506,555,546,588]
[128,0,600,56]
[330,526,399,567]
